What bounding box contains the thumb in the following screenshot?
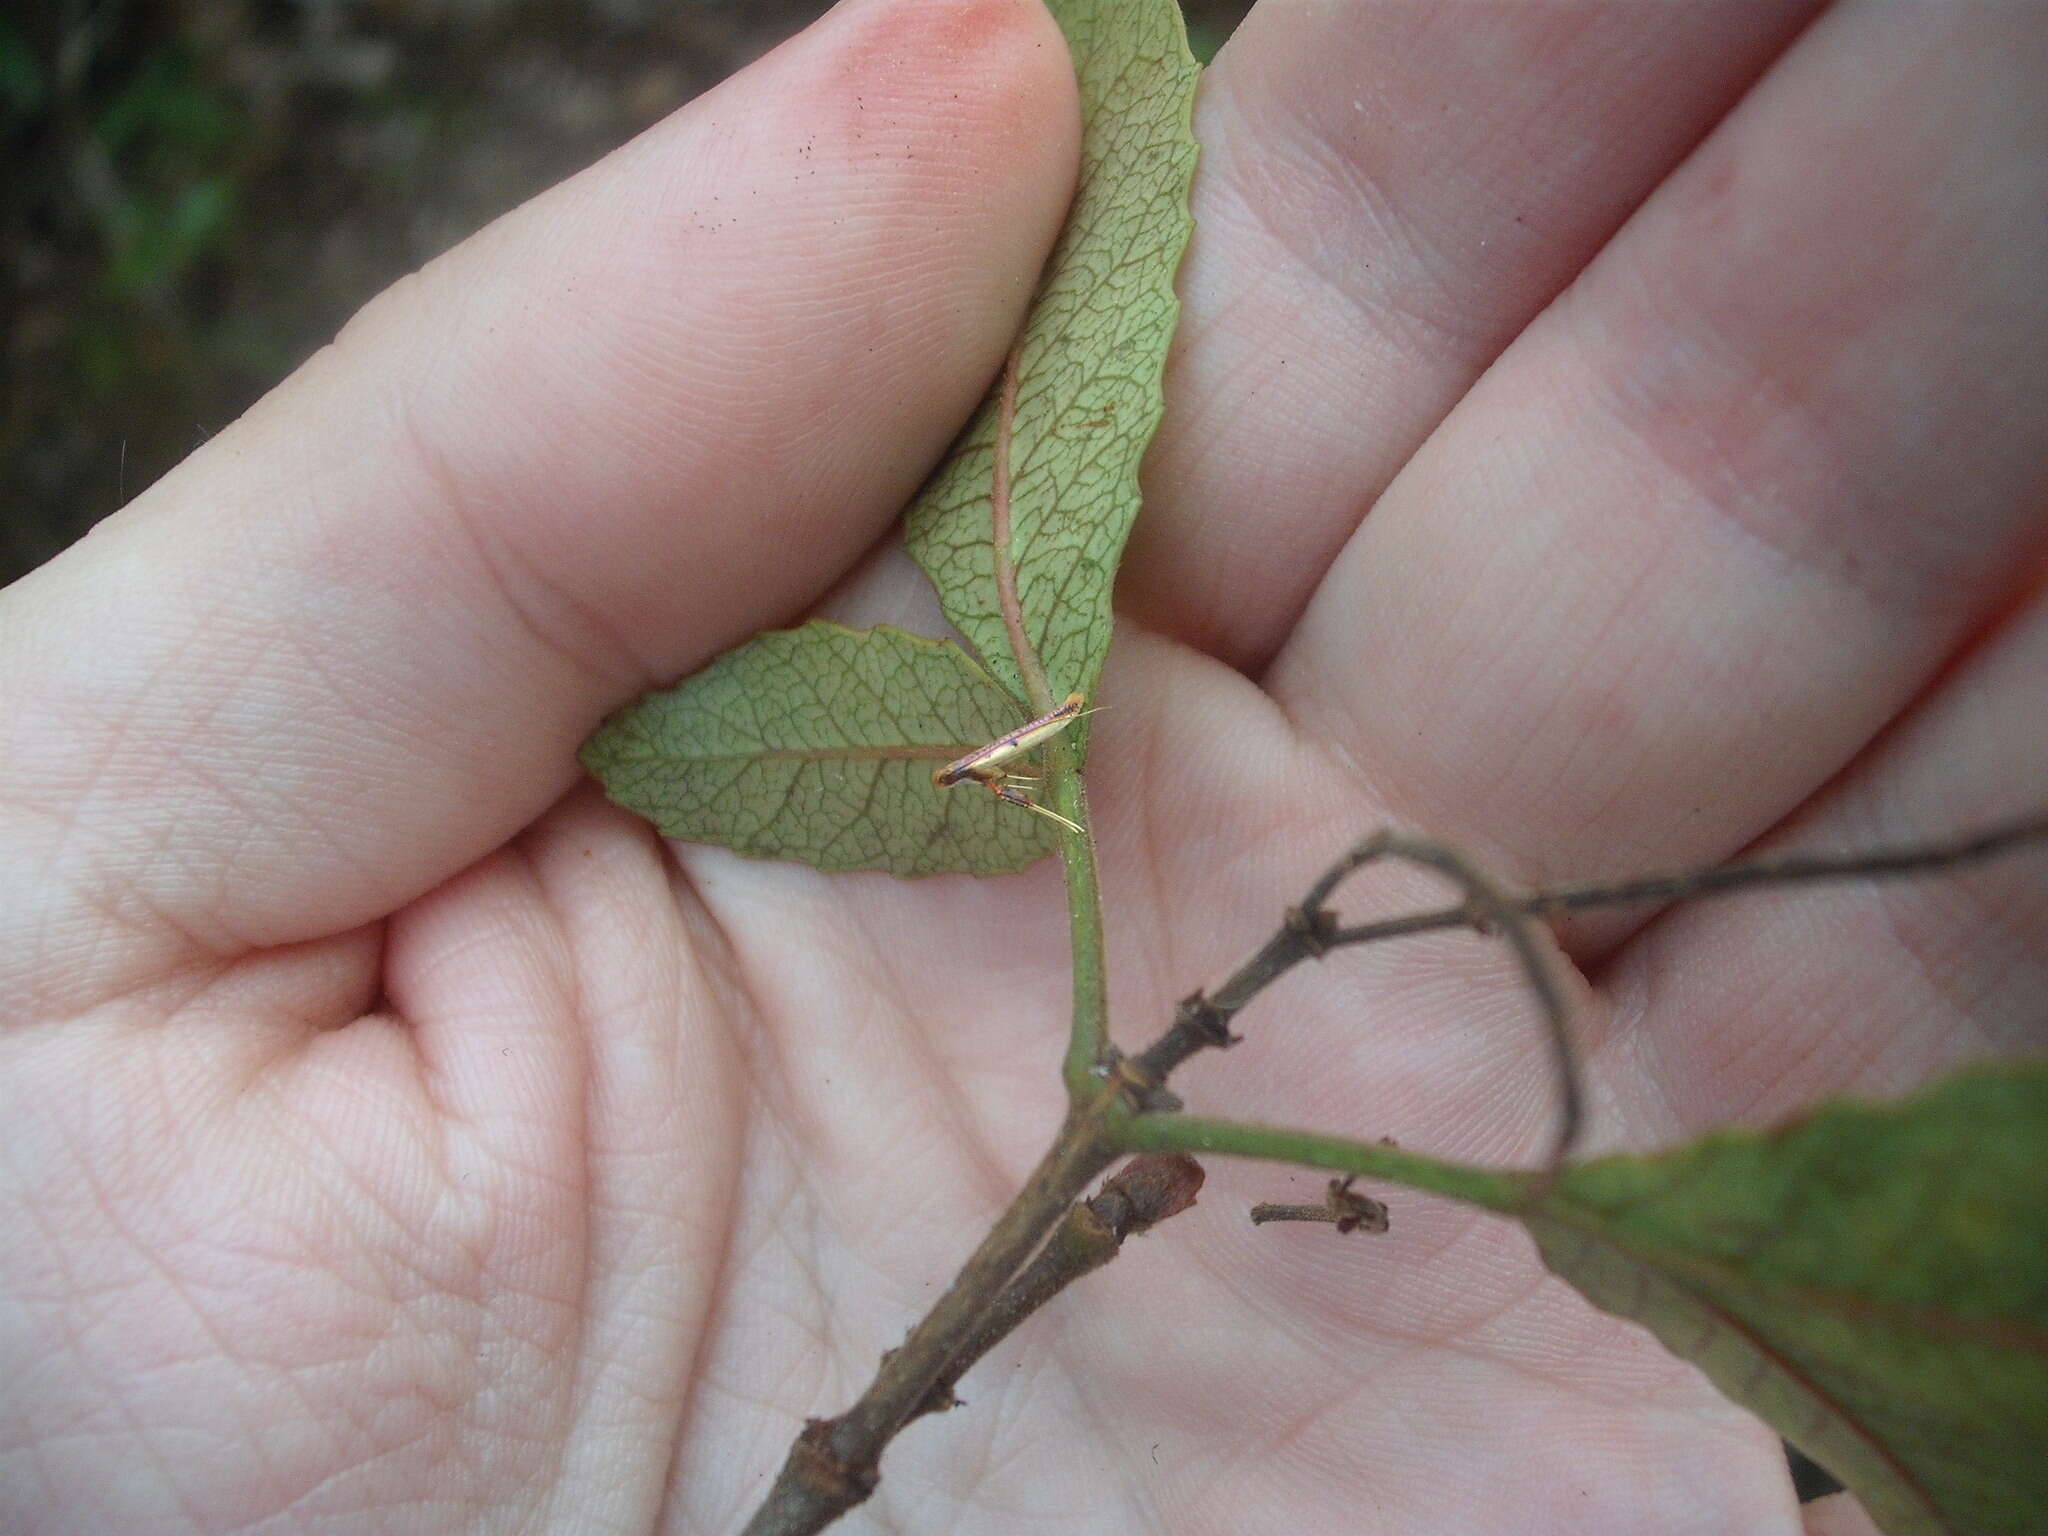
[0,0,1078,1010]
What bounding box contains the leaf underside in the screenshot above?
[1524,1062,2048,1536]
[905,0,1200,707]
[582,0,1198,877]
[580,624,1052,877]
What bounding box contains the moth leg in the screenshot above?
[987,778,1083,837]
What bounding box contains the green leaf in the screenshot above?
[905,0,1199,707]
[582,622,1055,877]
[1123,1061,2048,1535]
[582,0,1200,873]
[1526,1063,2048,1536]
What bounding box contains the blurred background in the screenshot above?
[0,0,1251,586]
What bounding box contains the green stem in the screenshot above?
[1118,1114,1535,1215]
[1050,732,1111,1095]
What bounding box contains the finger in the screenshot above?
[0,0,1079,1008]
[1271,0,2048,952]
[1596,581,2048,1142]
[1124,0,1819,670]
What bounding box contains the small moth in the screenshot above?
[933,692,1090,836]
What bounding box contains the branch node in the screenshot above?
[1104,1048,1183,1112]
[791,1418,879,1507]
[1326,1176,1390,1235]
[1284,903,1339,958]
[1176,990,1239,1049]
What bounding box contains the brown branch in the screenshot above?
[1129,827,1586,1163]
[1131,810,2048,1128]
[1333,810,2048,948]
[911,1154,1205,1422]
[1250,1174,1389,1235]
[741,1107,1120,1536]
[742,808,2048,1535]
[1322,831,1583,1170]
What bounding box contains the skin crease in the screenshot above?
[1,1,2044,1533]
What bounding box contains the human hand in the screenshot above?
[4,3,2043,1535]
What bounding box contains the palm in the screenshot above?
[5,3,2043,1534]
